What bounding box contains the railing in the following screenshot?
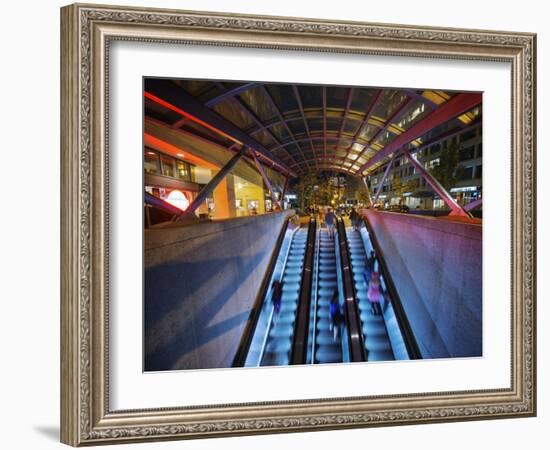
[361,216,422,360]
[336,217,367,362]
[308,222,322,364]
[333,222,350,362]
[290,218,317,365]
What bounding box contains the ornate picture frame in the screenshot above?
[60,3,536,446]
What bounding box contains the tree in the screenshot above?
[293,172,346,210]
[293,172,317,210]
[391,173,417,204]
[429,142,464,190]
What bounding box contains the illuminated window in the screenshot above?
[144,149,160,174]
[160,155,175,177]
[176,160,191,181]
[428,158,440,169]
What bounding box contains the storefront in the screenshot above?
[144,147,199,212]
[450,185,482,207]
[233,175,265,216]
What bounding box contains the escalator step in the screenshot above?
[282,282,300,292]
[316,330,339,345]
[367,350,395,361]
[316,318,331,331]
[365,335,393,350]
[265,338,292,353]
[319,272,337,280]
[315,348,343,363]
[362,322,387,336]
[279,303,298,313]
[319,280,337,289]
[269,324,294,338]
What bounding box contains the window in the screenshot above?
[428,158,440,169]
[160,154,175,177]
[477,143,483,157]
[144,149,160,174]
[176,160,191,181]
[431,143,441,154]
[461,166,474,180]
[475,165,482,179]
[461,129,477,141]
[460,146,475,161]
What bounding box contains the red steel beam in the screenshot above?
[357,92,482,174]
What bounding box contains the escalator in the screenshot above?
[235,217,316,367]
[309,227,343,364]
[235,213,412,368]
[344,218,421,361]
[260,226,309,365]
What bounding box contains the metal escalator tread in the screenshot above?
[313,229,343,364]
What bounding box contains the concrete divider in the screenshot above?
[363,210,482,359]
[144,211,294,371]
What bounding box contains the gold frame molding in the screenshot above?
[60,3,536,446]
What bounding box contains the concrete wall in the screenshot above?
[144,211,293,371]
[363,210,482,359]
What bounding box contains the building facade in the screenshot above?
[367,121,482,211]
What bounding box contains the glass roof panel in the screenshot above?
[286,119,306,136]
[250,130,276,148]
[326,118,343,134]
[357,124,379,143]
[373,130,394,147]
[395,101,430,130]
[298,85,322,110]
[371,90,408,121]
[238,86,278,123]
[270,122,291,142]
[343,119,361,136]
[350,88,376,113]
[212,101,255,130]
[266,84,299,114]
[326,86,349,110]
[307,118,323,133]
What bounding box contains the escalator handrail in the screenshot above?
[309,220,322,363]
[337,217,367,362]
[232,216,293,367]
[290,218,316,365]
[362,216,422,359]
